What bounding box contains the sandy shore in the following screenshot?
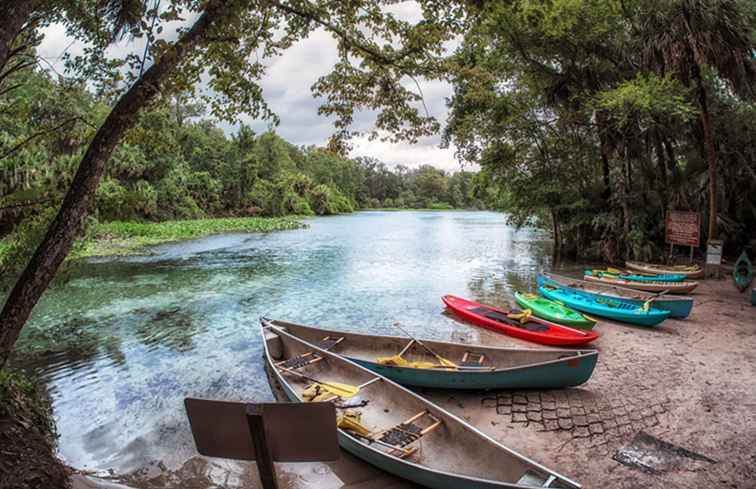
[77,278,756,489]
[424,278,756,488]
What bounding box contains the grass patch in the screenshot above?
[78,216,306,257]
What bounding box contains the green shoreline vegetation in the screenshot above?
[78,216,306,258]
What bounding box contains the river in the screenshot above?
[13,210,553,485]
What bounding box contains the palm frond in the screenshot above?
[97,0,146,40]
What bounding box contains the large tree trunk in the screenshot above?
[654,129,669,220]
[696,79,718,240]
[595,113,612,202]
[0,1,226,367]
[551,207,561,264]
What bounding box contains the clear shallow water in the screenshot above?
[14,211,553,478]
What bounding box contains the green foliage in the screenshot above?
[445,0,756,260]
[81,217,306,257]
[594,74,698,128]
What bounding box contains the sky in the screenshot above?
[36,5,467,172]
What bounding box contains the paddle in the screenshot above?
[639,289,670,312]
[392,322,457,369]
[279,367,359,398]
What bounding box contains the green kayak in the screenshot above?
[733,251,753,292]
[514,292,596,330]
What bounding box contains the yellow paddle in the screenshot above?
[507,308,533,324]
[281,368,359,398]
[393,323,457,369]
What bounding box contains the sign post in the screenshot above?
[705,239,723,278]
[665,211,700,263]
[185,398,340,489]
[246,404,278,489]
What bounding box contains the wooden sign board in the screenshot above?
[185,398,340,462]
[666,211,700,247]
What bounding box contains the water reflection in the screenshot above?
[11,211,553,482]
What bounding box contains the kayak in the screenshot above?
[442,295,599,346]
[513,292,596,330]
[733,251,754,292]
[539,273,693,319]
[261,320,582,489]
[583,271,698,294]
[591,268,686,283]
[538,279,670,327]
[625,261,704,279]
[265,318,599,389]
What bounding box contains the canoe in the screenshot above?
[733,251,754,292]
[261,320,582,489]
[442,295,599,346]
[513,292,596,330]
[583,271,698,294]
[265,318,599,390]
[625,261,704,279]
[538,278,670,327]
[540,273,693,319]
[591,269,686,283]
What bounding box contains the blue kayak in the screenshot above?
[539,280,671,327]
[539,273,693,319]
[619,272,686,283]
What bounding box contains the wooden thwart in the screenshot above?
[369,410,443,459]
[461,351,486,367]
[276,352,324,370]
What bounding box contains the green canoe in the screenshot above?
[733,251,754,292]
[514,292,596,330]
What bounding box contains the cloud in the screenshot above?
[37,4,462,170]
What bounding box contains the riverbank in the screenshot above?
[77,216,306,258]
[0,370,69,489]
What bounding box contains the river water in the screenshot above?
[13,211,553,485]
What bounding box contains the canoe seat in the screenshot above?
[276,352,323,370]
[517,472,558,487]
[460,351,486,367]
[315,336,344,351]
[372,410,443,459]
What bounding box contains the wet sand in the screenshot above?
[74,278,756,489]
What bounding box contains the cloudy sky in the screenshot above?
[37,4,466,172]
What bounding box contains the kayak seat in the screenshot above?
[471,307,549,333]
[372,410,443,459]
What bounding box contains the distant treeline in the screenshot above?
[0,69,485,239]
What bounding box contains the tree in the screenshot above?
[0,0,469,365]
[641,0,756,240]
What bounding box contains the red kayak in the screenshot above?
[442,295,599,346]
